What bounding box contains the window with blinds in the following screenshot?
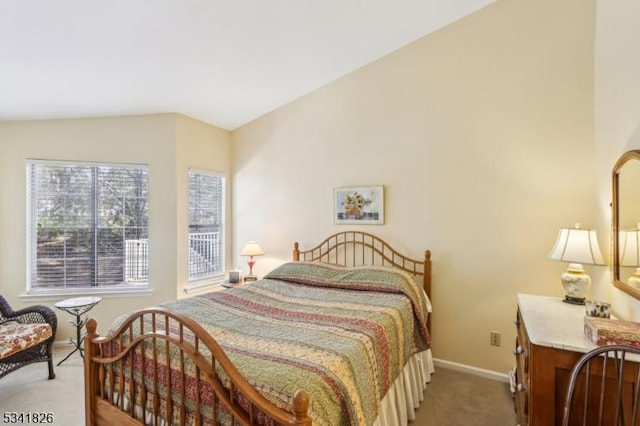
[188,170,225,281]
[27,161,149,291]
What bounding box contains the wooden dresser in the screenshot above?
[514,294,637,426]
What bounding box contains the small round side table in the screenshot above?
[221,279,245,288]
[54,296,101,365]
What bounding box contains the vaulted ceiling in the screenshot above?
[0,0,495,130]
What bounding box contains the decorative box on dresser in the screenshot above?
[514,293,639,426]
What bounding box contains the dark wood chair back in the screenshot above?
[562,344,640,426]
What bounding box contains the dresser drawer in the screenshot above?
[515,309,529,373]
[514,308,529,425]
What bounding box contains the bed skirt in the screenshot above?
[372,349,434,426]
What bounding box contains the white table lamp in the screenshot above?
[548,223,605,304]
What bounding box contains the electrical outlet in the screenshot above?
[490,331,501,346]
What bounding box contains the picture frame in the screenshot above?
[333,185,384,224]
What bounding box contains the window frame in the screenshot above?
[187,169,226,285]
[26,159,150,296]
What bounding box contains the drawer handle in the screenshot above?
[516,383,526,392]
[514,345,526,355]
[513,319,520,326]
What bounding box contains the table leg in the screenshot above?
[56,313,84,366]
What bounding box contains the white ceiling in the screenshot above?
[0,0,494,131]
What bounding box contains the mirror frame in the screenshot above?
[612,149,640,300]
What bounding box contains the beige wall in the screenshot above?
[0,114,231,341]
[593,1,640,319]
[232,0,597,373]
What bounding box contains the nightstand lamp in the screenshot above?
[619,226,640,288]
[241,241,264,282]
[548,223,605,305]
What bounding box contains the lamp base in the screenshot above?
[563,295,586,305]
[244,274,258,282]
[560,263,591,305]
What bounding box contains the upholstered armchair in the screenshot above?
[0,295,57,379]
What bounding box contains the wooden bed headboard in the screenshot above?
[292,231,432,301]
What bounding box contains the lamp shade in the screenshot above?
[619,228,640,267]
[548,224,605,266]
[240,241,264,257]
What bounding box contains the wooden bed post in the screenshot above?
[84,319,99,426]
[293,242,300,261]
[292,390,311,425]
[424,250,432,297]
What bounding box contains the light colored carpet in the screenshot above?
[415,367,517,425]
[0,347,517,425]
[0,347,84,425]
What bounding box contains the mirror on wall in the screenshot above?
[613,150,640,299]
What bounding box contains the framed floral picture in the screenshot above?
[333,185,384,224]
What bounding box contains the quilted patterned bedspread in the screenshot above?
[110,262,431,426]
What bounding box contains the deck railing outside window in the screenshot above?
[125,232,220,283]
[188,232,220,280]
[124,239,149,283]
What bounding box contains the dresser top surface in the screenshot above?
[517,293,598,353]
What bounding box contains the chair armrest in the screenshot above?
[0,295,15,319]
[0,296,57,333]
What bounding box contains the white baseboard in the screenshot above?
[433,357,510,383]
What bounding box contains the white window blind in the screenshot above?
[188,170,225,281]
[27,161,149,291]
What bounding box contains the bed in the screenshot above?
[83,231,434,426]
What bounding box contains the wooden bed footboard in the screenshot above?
[83,308,311,426]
